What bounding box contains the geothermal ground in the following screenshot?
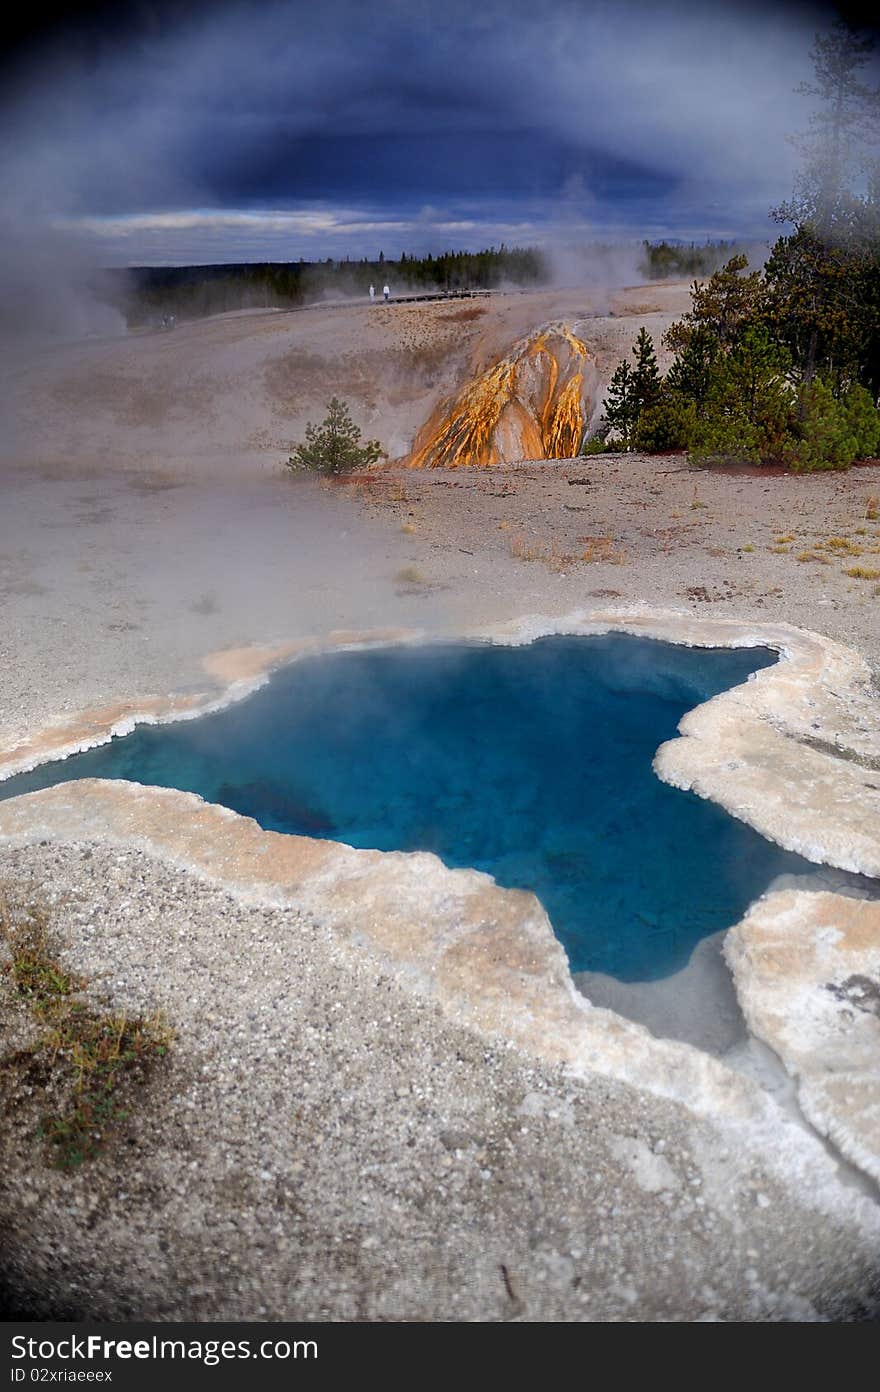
[1,285,879,1320]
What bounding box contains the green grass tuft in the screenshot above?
[1,888,172,1171]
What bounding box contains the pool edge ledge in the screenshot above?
[725,889,880,1187]
[0,775,815,1134]
[2,777,879,1209]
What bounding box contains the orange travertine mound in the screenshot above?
[405,322,598,468]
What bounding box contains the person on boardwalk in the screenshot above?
[383,284,390,302]
[369,284,375,302]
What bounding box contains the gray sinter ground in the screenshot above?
[1,840,877,1322]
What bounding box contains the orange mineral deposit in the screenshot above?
[406,322,597,468]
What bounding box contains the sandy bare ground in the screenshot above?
[1,287,879,1320]
[3,451,877,761]
[0,283,690,475]
[360,455,880,669]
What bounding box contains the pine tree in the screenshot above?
[603,330,662,449]
[602,359,637,448]
[665,326,718,407]
[286,398,385,475]
[769,21,880,390]
[631,327,661,416]
[664,256,764,356]
[776,21,880,239]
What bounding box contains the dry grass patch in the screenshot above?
[844,565,880,580]
[579,535,627,565]
[508,534,586,572]
[1,889,172,1172]
[824,536,862,556]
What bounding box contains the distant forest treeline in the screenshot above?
[638,240,750,279]
[103,246,545,327]
[100,240,744,327]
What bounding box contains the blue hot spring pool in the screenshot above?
[0,634,831,981]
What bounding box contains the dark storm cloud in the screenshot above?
[0,0,874,263]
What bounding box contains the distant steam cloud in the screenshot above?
[0,0,863,335]
[0,223,127,344]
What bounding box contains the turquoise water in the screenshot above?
[1,635,832,980]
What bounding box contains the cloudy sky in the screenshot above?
[0,0,872,265]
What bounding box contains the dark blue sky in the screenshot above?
[0,0,873,264]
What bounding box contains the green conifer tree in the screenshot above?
[286,398,385,475]
[664,255,765,357]
[665,326,718,407]
[602,359,637,448]
[631,327,662,416]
